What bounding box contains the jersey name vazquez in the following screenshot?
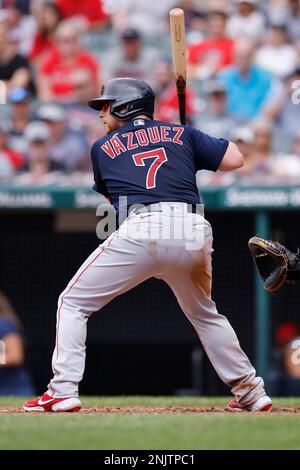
[101,125,184,159]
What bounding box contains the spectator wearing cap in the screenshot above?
[18,121,66,185]
[37,103,90,171]
[255,24,297,79]
[38,19,100,102]
[194,80,240,139]
[0,20,31,94]
[188,11,235,81]
[30,1,62,65]
[7,87,32,157]
[0,121,24,180]
[230,126,255,177]
[103,28,157,83]
[264,66,300,145]
[218,39,277,120]
[153,58,200,124]
[227,0,265,40]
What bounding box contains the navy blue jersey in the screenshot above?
[91,119,229,210]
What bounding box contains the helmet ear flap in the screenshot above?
[110,99,141,120]
[111,98,154,120]
[112,102,131,117]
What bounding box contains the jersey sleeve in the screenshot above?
[190,127,229,172]
[90,142,108,196]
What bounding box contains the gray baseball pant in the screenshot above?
[48,202,266,404]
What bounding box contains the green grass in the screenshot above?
[0,397,300,450]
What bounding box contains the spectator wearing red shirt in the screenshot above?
[153,59,200,124]
[38,20,100,102]
[55,0,110,30]
[30,1,62,64]
[188,11,235,81]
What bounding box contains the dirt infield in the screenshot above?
[1,405,300,415]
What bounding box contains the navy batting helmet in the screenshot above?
[88,77,155,120]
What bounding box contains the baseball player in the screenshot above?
[24,78,272,412]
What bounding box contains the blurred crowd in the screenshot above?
[0,0,300,186]
[268,322,300,396]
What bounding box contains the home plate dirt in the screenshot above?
[1,406,300,415]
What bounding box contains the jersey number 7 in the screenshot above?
[132,148,168,189]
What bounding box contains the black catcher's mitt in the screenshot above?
[248,236,300,293]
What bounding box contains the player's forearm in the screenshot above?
[218,142,244,172]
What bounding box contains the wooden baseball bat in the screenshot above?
[169,8,186,125]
